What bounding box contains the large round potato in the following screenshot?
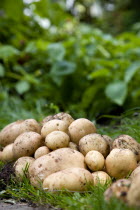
[85,150,105,171]
[29,148,86,187]
[43,168,93,191]
[14,156,35,181]
[79,134,108,157]
[2,143,15,162]
[112,134,140,161]
[13,132,43,159]
[34,146,50,159]
[42,112,74,126]
[45,131,70,150]
[41,120,68,138]
[0,119,41,146]
[68,118,96,145]
[105,148,137,179]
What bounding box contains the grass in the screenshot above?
[1,98,140,209]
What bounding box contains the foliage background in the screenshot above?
[0,0,140,121]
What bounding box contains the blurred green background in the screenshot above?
[0,0,140,122]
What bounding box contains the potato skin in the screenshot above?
[130,165,140,179]
[79,134,108,157]
[68,118,96,145]
[112,134,140,161]
[13,132,43,159]
[43,168,93,191]
[45,131,70,150]
[68,142,79,151]
[41,120,68,138]
[14,156,35,181]
[85,150,105,171]
[29,148,86,187]
[34,146,50,159]
[104,179,131,202]
[105,148,137,179]
[0,119,41,146]
[2,143,15,162]
[92,171,111,186]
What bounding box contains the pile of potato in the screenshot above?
[0,112,140,206]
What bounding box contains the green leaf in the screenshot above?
[88,69,110,80]
[47,43,65,62]
[105,81,128,105]
[50,61,76,76]
[124,61,140,83]
[15,81,30,94]
[0,45,19,59]
[0,64,5,77]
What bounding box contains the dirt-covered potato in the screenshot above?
[92,171,111,185]
[105,148,137,179]
[130,165,140,179]
[85,150,105,171]
[127,174,140,206]
[0,119,41,146]
[68,142,79,151]
[41,120,68,138]
[34,146,50,159]
[29,148,86,187]
[45,131,70,150]
[43,167,93,191]
[113,134,140,161]
[13,132,43,159]
[14,156,35,181]
[2,143,15,162]
[79,134,108,157]
[68,118,96,145]
[104,179,131,202]
[42,112,74,126]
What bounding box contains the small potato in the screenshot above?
[45,131,70,150]
[127,174,140,206]
[85,150,105,171]
[2,143,15,162]
[41,120,68,138]
[104,179,131,202]
[29,148,86,187]
[105,148,137,179]
[113,134,140,161]
[68,142,79,151]
[14,156,35,181]
[42,112,74,126]
[0,119,41,146]
[92,171,111,186]
[13,132,43,159]
[34,146,50,159]
[43,168,93,191]
[68,118,96,145]
[79,134,108,157]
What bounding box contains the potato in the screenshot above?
[104,179,131,202]
[105,148,137,179]
[2,143,15,162]
[13,132,43,159]
[102,135,113,153]
[41,120,68,138]
[43,168,93,191]
[42,112,74,126]
[0,119,41,146]
[68,142,79,151]
[34,146,50,159]
[79,134,108,157]
[68,118,96,145]
[14,156,35,181]
[29,148,86,187]
[130,165,140,179]
[127,174,140,206]
[112,134,140,161]
[85,150,105,171]
[45,131,70,150]
[92,171,111,186]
